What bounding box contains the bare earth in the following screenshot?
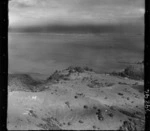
[7,68,144,130]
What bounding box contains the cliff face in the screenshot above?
[7,67,144,130]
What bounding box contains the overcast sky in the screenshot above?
[9,0,144,33]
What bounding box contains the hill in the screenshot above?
[8,74,43,92]
[7,66,144,130]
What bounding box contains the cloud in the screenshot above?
[9,0,144,8]
[9,0,144,28]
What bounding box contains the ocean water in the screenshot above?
[8,33,144,75]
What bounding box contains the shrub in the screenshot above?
[123,64,144,80]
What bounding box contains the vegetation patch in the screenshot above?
[108,113,113,118]
[87,80,114,88]
[83,105,88,109]
[118,93,124,96]
[78,120,84,123]
[131,85,144,93]
[47,71,70,82]
[37,117,62,130]
[28,110,38,118]
[110,62,144,80]
[96,109,104,121]
[118,121,137,131]
[67,66,93,73]
[118,109,143,120]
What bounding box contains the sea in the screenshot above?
[8,32,144,75]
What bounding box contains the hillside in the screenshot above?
[7,66,144,130]
[8,74,44,92]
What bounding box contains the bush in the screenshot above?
[67,66,93,73]
[111,62,144,80]
[123,64,144,80]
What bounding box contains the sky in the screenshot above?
[9,0,144,33]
